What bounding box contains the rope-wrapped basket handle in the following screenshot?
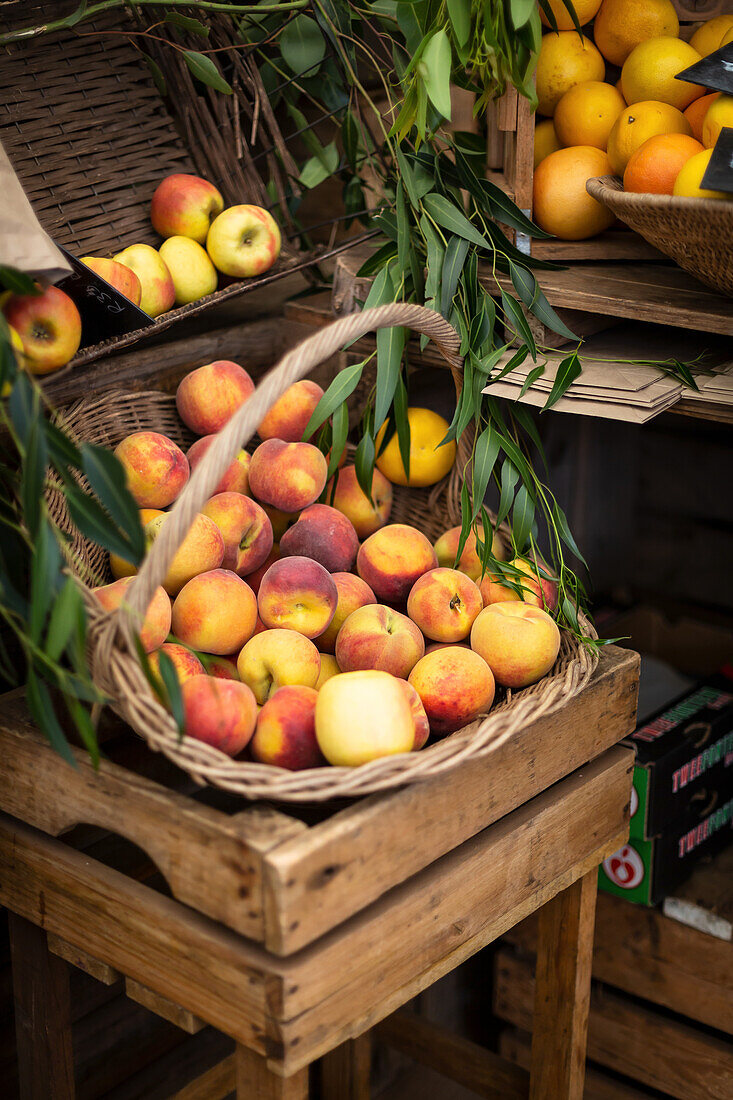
[124,303,463,623]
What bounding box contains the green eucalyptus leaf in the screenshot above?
[364,261,396,310]
[9,370,35,447]
[396,182,410,273]
[375,324,407,428]
[0,267,38,295]
[471,426,500,521]
[326,400,349,482]
[45,576,82,662]
[396,146,419,208]
[64,482,141,562]
[393,372,411,480]
[420,29,452,120]
[509,261,578,342]
[440,235,469,318]
[495,459,520,530]
[519,363,546,397]
[342,110,360,170]
[141,52,167,97]
[280,14,326,75]
[22,410,47,539]
[356,241,398,278]
[552,501,588,567]
[299,143,339,188]
[543,351,581,412]
[512,483,534,551]
[30,520,61,643]
[423,193,490,249]
[454,478,473,565]
[82,444,145,563]
[510,0,537,28]
[27,670,76,766]
[501,292,537,360]
[165,12,210,37]
[354,429,376,503]
[183,51,232,94]
[302,360,365,440]
[157,650,185,734]
[64,695,99,767]
[447,0,471,46]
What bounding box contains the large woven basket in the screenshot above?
[587,176,733,297]
[52,304,597,802]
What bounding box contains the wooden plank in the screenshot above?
[0,693,307,942]
[264,646,639,953]
[8,913,75,1100]
[125,977,205,1034]
[48,931,120,985]
[529,235,662,262]
[505,890,733,1036]
[172,1054,236,1099]
[236,1046,309,1098]
[530,870,597,1100]
[494,950,733,1100]
[376,1010,529,1100]
[663,843,733,942]
[321,1035,371,1100]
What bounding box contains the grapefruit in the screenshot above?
[593,0,679,67]
[536,32,605,117]
[554,81,626,149]
[621,37,705,112]
[623,133,703,194]
[607,100,692,176]
[532,146,616,240]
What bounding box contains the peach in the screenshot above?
[315,653,341,689]
[260,504,298,541]
[408,647,495,735]
[470,602,561,689]
[251,686,323,769]
[479,556,558,613]
[148,642,204,688]
[399,679,430,750]
[433,525,507,581]
[175,360,255,436]
[151,173,224,244]
[181,675,257,755]
[407,568,483,643]
[109,507,164,579]
[187,435,250,496]
[145,512,224,596]
[315,670,415,766]
[113,243,175,317]
[205,655,240,680]
[258,379,324,442]
[201,492,273,576]
[329,465,393,539]
[357,523,438,604]
[114,432,189,509]
[3,285,81,374]
[92,576,171,653]
[237,628,320,704]
[258,556,337,639]
[335,604,424,679]
[80,257,142,306]
[245,544,280,595]
[317,572,376,654]
[280,504,358,573]
[249,439,327,512]
[172,568,257,654]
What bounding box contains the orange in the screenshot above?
[534,118,561,167]
[540,0,602,29]
[690,15,733,57]
[607,101,692,176]
[684,92,721,143]
[532,146,616,240]
[702,94,733,149]
[673,148,731,200]
[622,38,705,112]
[623,133,703,194]
[536,32,605,117]
[554,81,626,149]
[375,408,455,488]
[593,0,679,67]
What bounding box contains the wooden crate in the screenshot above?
[486,0,730,262]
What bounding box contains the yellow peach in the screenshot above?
[315,670,415,766]
[249,439,327,513]
[148,642,204,688]
[357,523,438,604]
[145,512,224,596]
[172,568,257,654]
[181,675,257,755]
[187,435,250,496]
[315,653,341,689]
[204,654,240,680]
[114,432,189,509]
[201,492,273,577]
[237,628,321,704]
[408,646,495,735]
[317,572,376,654]
[398,679,430,750]
[92,576,171,653]
[329,465,393,539]
[335,603,425,679]
[257,556,337,639]
[470,602,561,688]
[433,525,506,581]
[407,568,483,643]
[257,379,324,442]
[279,503,358,573]
[109,508,164,579]
[251,685,323,769]
[176,360,255,436]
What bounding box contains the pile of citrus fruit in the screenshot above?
[533,1,733,240]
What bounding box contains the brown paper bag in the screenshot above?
[0,141,71,283]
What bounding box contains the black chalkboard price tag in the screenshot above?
[56,246,154,350]
[701,127,733,194]
[676,42,733,96]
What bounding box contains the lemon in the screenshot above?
[536,32,605,118]
[375,408,455,488]
[621,37,705,112]
[673,148,731,199]
[534,119,561,167]
[690,15,733,57]
[702,93,733,149]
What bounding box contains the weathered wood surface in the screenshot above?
[500,1029,657,1100]
[48,932,120,986]
[236,1046,309,1099]
[321,1034,371,1100]
[494,949,733,1100]
[171,1054,235,1099]
[125,978,205,1035]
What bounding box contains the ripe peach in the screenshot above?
[237,628,320,704]
[251,686,323,769]
[407,568,483,643]
[260,504,298,542]
[181,675,257,755]
[148,642,204,688]
[80,257,142,306]
[315,653,341,689]
[114,432,189,509]
[145,512,224,596]
[3,285,81,374]
[245,545,280,595]
[257,379,324,442]
[470,602,561,688]
[315,670,415,766]
[249,439,327,513]
[479,556,558,613]
[92,577,171,653]
[408,647,495,735]
[335,604,424,679]
[398,679,430,750]
[151,173,224,244]
[205,654,240,680]
[317,572,376,654]
[329,465,393,539]
[176,360,255,436]
[433,525,507,581]
[109,508,164,579]
[201,492,273,576]
[113,244,175,317]
[280,504,358,573]
[187,435,250,496]
[257,556,337,639]
[172,568,257,654]
[357,523,438,604]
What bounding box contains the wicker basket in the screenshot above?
[52,303,597,802]
[587,176,733,297]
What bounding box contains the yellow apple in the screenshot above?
[206,205,281,278]
[113,244,175,317]
[158,236,218,305]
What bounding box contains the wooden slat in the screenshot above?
[321,1034,371,1100]
[125,978,205,1034]
[264,646,639,953]
[494,950,733,1100]
[236,1046,309,1099]
[376,1010,529,1100]
[48,931,120,985]
[171,1054,236,1099]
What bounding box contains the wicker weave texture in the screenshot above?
[587,176,733,297]
[51,304,597,801]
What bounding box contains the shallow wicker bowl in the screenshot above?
[587,176,733,297]
[51,305,597,802]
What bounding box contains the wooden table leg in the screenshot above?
[321,1034,371,1100]
[8,912,75,1100]
[236,1045,309,1099]
[529,869,597,1100]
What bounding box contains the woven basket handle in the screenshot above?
[125,303,462,620]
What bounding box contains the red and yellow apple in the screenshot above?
[159,236,218,305]
[145,512,224,596]
[187,435,250,496]
[335,603,425,679]
[249,439,328,513]
[329,465,392,539]
[114,432,189,509]
[251,685,323,770]
[315,670,416,766]
[258,379,324,442]
[176,360,255,436]
[408,647,495,735]
[80,257,142,306]
[92,576,171,653]
[237,628,321,704]
[357,523,438,604]
[317,572,376,654]
[181,674,257,755]
[257,556,337,639]
[280,503,358,573]
[407,568,483,643]
[172,568,257,654]
[113,243,175,317]
[201,492,273,577]
[206,204,281,278]
[151,173,224,244]
[470,602,561,688]
[3,285,81,374]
